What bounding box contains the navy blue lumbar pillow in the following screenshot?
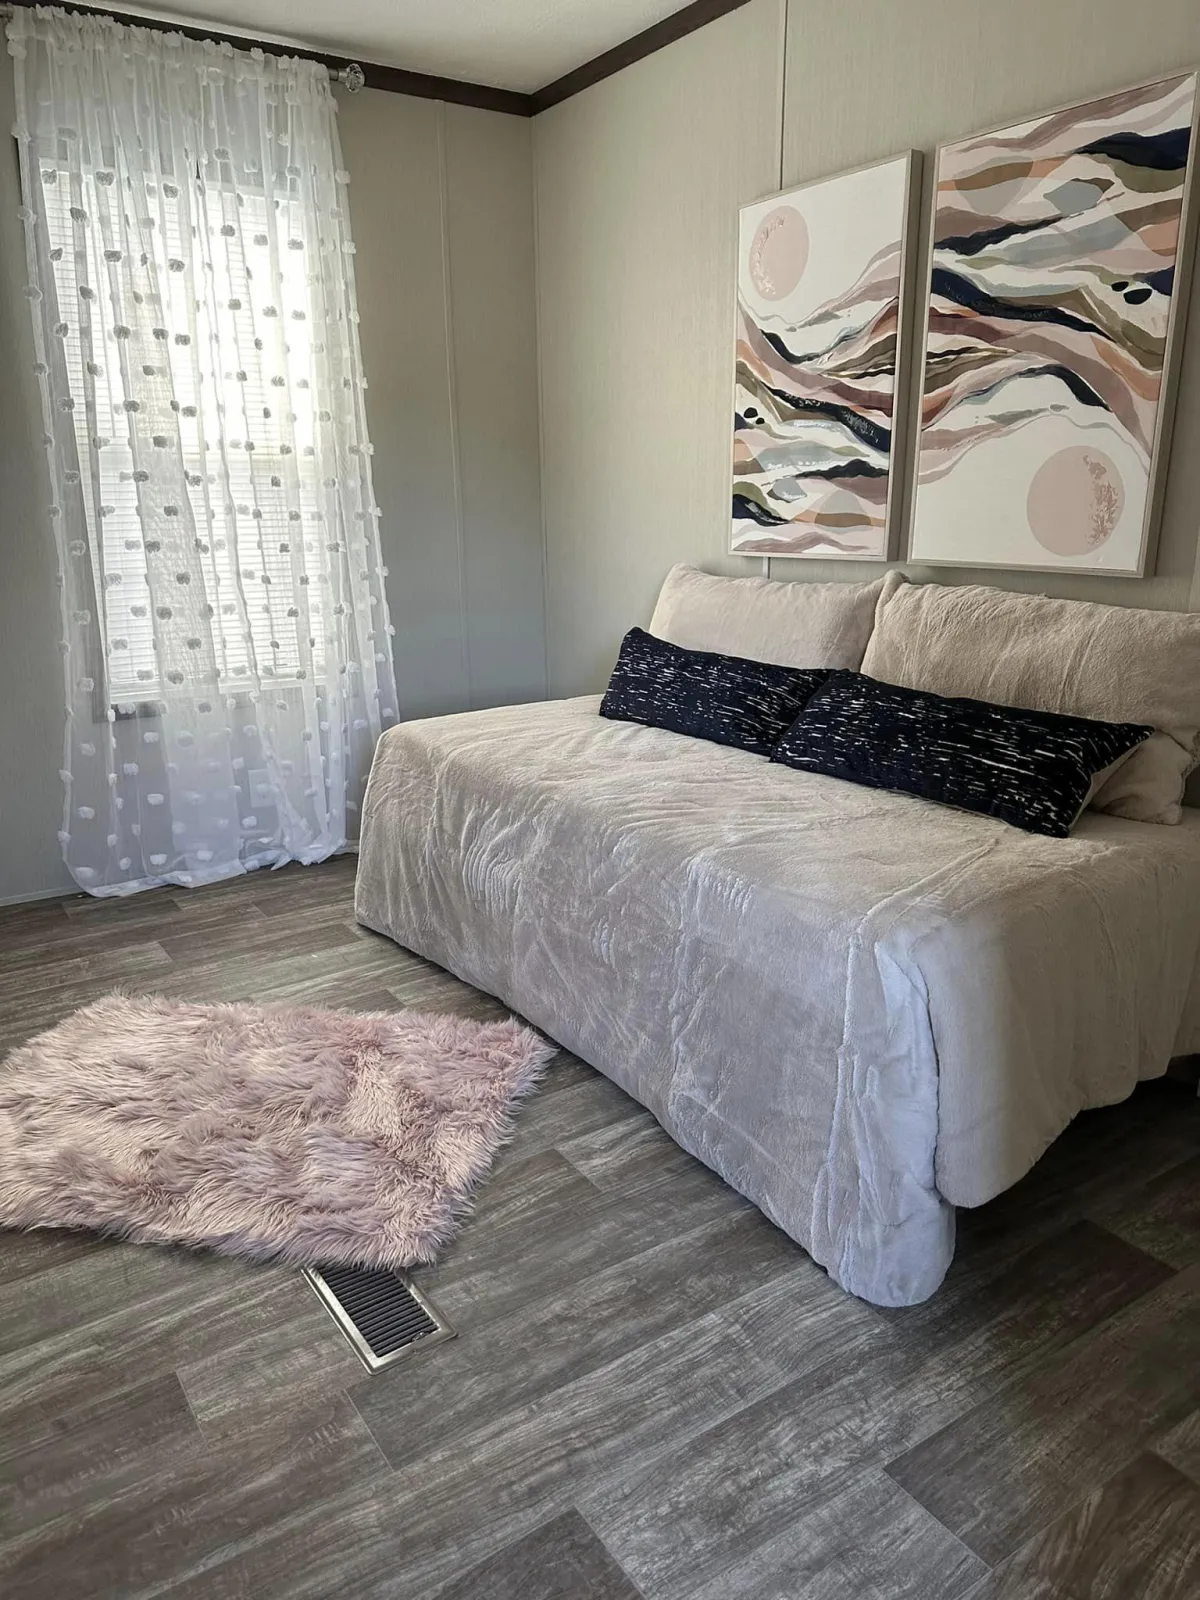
[772,672,1153,838]
[599,627,830,757]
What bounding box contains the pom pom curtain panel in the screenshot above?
[8,5,398,895]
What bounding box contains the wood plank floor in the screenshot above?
[0,856,1197,1600]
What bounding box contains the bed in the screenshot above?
[356,566,1200,1305]
[355,691,1200,1306]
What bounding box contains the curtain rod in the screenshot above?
[0,0,536,116]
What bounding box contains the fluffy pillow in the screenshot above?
[772,673,1152,839]
[600,628,828,756]
[649,564,900,671]
[862,578,1200,824]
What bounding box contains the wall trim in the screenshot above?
[0,884,74,909]
[530,0,754,113]
[6,0,755,117]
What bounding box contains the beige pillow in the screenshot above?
[649,564,900,672]
[862,578,1200,824]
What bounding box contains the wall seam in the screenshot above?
[437,100,473,709]
[531,114,553,700]
[777,0,788,190]
[763,0,790,582]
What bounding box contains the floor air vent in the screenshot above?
[304,1264,455,1372]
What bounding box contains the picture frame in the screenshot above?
[731,150,923,561]
[908,71,1200,576]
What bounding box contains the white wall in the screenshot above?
[534,0,1200,696]
[0,78,545,904]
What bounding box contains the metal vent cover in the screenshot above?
[304,1263,455,1372]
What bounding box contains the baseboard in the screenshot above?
[0,885,77,910]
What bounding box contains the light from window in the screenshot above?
[43,172,327,703]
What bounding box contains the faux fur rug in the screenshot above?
[0,992,554,1269]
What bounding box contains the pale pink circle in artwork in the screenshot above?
[748,206,809,300]
[1026,446,1125,556]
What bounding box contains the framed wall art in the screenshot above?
[731,151,922,560]
[910,72,1200,576]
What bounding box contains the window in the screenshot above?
[15,5,398,893]
[43,170,328,703]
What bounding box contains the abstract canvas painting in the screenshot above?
[911,73,1199,575]
[731,152,920,559]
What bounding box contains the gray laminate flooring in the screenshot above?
[0,856,1197,1599]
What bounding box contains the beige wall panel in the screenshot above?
[534,0,788,696]
[339,88,471,718]
[443,103,546,709]
[0,66,73,903]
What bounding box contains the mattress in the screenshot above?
[355,695,1200,1305]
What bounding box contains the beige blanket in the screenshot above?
[356,695,1200,1305]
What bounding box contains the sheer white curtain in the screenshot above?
[9,5,398,895]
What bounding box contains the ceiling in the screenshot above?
[69,0,690,93]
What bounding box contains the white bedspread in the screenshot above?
[355,695,1200,1305]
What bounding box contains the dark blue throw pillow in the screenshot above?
[772,672,1153,838]
[599,628,829,757]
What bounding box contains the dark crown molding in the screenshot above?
[531,0,752,113]
[6,0,753,116]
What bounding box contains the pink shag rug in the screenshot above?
[0,992,554,1269]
